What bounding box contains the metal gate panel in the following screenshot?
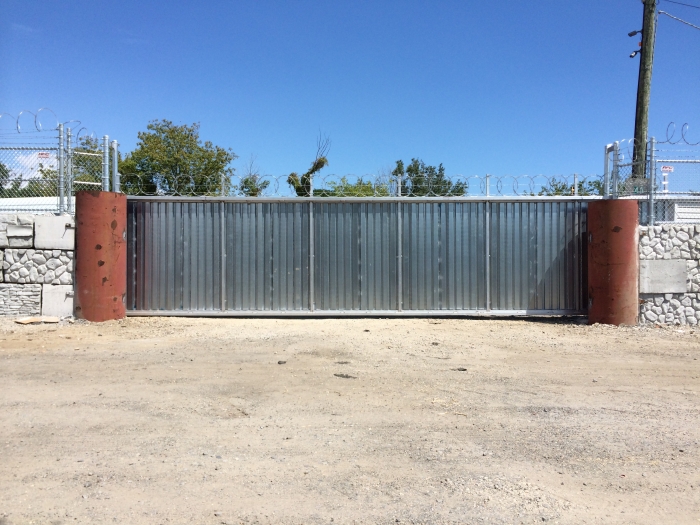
[489,201,587,312]
[225,202,309,311]
[401,202,487,310]
[127,200,223,311]
[439,202,488,310]
[126,197,591,316]
[314,202,398,311]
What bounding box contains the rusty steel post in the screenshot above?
[588,200,639,326]
[75,191,127,322]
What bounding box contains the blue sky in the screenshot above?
[1,0,699,179]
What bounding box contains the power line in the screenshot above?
[663,0,700,10]
[659,10,700,30]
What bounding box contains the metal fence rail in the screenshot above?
[127,196,591,316]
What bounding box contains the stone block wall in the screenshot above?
[3,249,74,284]
[0,214,75,317]
[0,214,35,248]
[639,225,700,325]
[0,284,42,316]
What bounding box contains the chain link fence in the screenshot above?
[651,143,700,224]
[1,124,604,205]
[13,114,700,214]
[0,145,62,212]
[603,138,700,225]
[0,119,118,214]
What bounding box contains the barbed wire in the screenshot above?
[118,173,605,198]
[0,109,102,151]
[0,108,63,134]
[658,122,700,146]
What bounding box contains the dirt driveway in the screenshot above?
[1,316,699,524]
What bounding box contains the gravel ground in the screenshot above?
[0,316,699,524]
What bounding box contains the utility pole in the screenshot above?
[632,0,657,178]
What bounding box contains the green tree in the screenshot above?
[7,154,62,199]
[392,159,465,196]
[538,177,604,196]
[314,176,390,197]
[238,155,270,197]
[0,163,16,197]
[119,120,237,196]
[33,161,60,196]
[287,134,331,197]
[72,136,103,191]
[0,157,60,199]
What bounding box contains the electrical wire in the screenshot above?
[663,0,700,10]
[658,10,700,30]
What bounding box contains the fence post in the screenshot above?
[397,169,403,311]
[612,142,620,199]
[649,137,655,226]
[66,128,73,213]
[573,173,578,196]
[58,123,65,214]
[102,135,109,191]
[485,174,491,312]
[603,149,608,199]
[111,140,120,193]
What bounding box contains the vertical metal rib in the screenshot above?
[485,200,491,312]
[397,201,403,311]
[220,202,226,310]
[309,200,315,312]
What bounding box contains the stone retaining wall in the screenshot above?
[0,214,35,248]
[0,214,75,317]
[3,249,74,284]
[639,225,700,325]
[0,284,42,316]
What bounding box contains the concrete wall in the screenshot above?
[639,224,700,325]
[0,214,75,317]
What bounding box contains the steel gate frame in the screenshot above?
[126,196,596,317]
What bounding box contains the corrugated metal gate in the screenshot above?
[126,197,590,316]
